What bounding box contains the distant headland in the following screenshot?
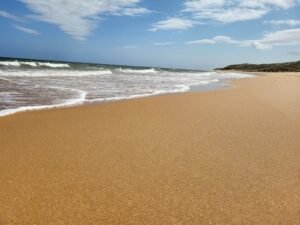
[217,60,300,72]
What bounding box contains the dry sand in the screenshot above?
[0,73,299,225]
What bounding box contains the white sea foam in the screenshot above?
[20,61,38,67]
[117,68,157,74]
[0,61,21,67]
[86,84,191,104]
[216,72,254,79]
[37,62,70,68]
[184,71,254,79]
[0,68,255,118]
[0,77,12,81]
[83,72,250,106]
[0,86,87,117]
[0,69,112,77]
[0,60,70,68]
[198,79,219,84]
[0,92,23,103]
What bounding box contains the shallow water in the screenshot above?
[0,58,254,116]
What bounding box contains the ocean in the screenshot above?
[0,57,254,117]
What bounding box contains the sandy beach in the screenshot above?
[0,73,299,225]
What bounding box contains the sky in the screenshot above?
[0,0,300,70]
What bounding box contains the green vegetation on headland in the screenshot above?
[217,61,300,72]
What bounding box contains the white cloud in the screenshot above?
[14,25,40,35]
[0,10,22,21]
[264,19,300,26]
[213,36,240,44]
[184,0,225,10]
[153,42,175,46]
[254,28,300,49]
[113,7,151,16]
[19,0,151,40]
[150,0,299,32]
[186,39,216,44]
[185,28,300,50]
[149,18,195,31]
[183,0,299,23]
[191,7,268,23]
[249,41,272,50]
[186,36,239,44]
[239,0,296,9]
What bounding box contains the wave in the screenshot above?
[0,70,255,118]
[0,69,112,77]
[85,84,192,104]
[0,77,12,81]
[117,68,157,74]
[0,61,21,67]
[0,60,70,68]
[0,78,220,117]
[0,86,87,117]
[20,62,38,67]
[37,62,70,68]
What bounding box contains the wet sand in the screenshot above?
[0,73,299,225]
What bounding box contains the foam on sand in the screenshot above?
[0,86,87,117]
[217,72,254,79]
[0,65,255,117]
[1,74,299,225]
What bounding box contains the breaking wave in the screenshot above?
[0,60,70,68]
[117,68,157,74]
[0,59,255,118]
[0,69,112,77]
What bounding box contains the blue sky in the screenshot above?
[0,0,300,69]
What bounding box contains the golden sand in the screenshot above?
[0,73,299,225]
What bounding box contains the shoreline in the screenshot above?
[0,73,299,224]
[0,84,220,118]
[3,70,297,119]
[0,71,251,118]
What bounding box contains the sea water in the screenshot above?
[0,58,254,117]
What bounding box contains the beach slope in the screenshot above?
[0,74,299,225]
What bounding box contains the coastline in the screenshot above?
[0,73,299,224]
[0,71,251,118]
